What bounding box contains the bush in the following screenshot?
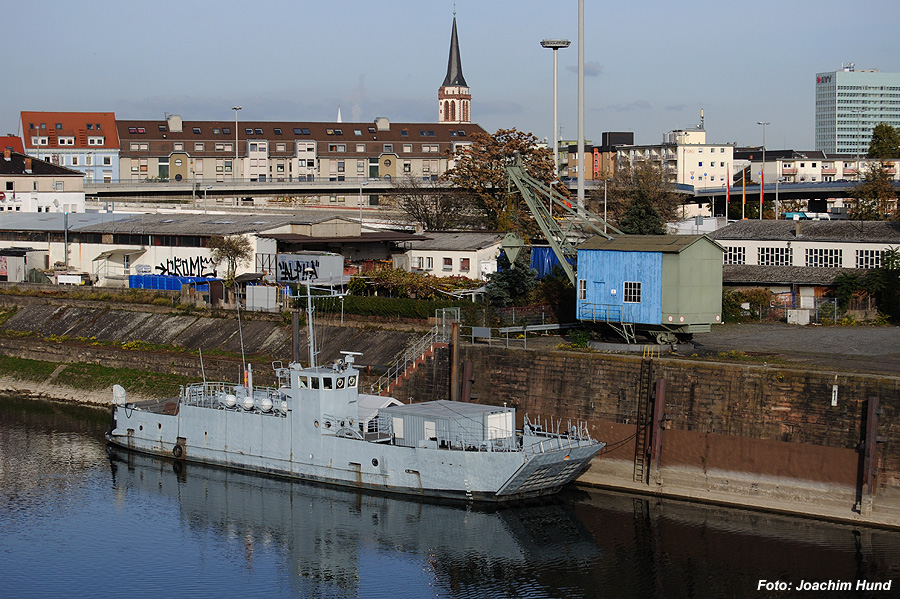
[723,288,773,322]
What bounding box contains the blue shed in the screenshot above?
[576,235,723,343]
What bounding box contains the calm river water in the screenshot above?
[1,392,899,599]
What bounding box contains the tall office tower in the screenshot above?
[815,63,900,155]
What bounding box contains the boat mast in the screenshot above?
[305,269,316,368]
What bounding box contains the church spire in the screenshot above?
[438,13,471,124]
[441,15,467,88]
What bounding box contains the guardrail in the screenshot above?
[578,303,623,323]
[369,325,448,395]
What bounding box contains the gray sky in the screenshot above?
[5,0,899,150]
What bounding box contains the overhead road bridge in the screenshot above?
[679,180,900,214]
[84,177,453,200]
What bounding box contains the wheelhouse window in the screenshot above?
[623,281,642,303]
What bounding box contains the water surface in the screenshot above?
[1,393,897,598]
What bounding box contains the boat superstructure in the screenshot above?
[107,282,604,501]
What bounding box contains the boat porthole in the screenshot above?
[349,419,353,426]
[325,421,332,429]
[341,420,345,427]
[372,458,379,467]
[139,425,143,431]
[314,420,319,428]
[158,423,162,429]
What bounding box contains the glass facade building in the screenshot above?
[815,64,900,156]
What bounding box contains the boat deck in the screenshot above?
[131,397,180,415]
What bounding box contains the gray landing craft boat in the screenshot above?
[107,286,604,502]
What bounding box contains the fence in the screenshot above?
[743,296,866,325]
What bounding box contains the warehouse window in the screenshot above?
[724,246,746,265]
[623,281,641,303]
[806,248,842,268]
[758,246,792,266]
[856,249,882,269]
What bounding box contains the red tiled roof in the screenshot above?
[1,136,24,153]
[20,111,120,150]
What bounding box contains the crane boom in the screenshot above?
[505,156,622,286]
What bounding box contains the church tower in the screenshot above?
[438,13,471,124]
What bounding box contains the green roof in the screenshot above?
[578,234,721,253]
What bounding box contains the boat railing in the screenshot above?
[524,430,596,454]
[180,382,233,408]
[179,381,283,412]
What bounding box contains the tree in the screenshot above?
[867,123,900,159]
[834,247,900,323]
[208,235,253,283]
[485,251,537,307]
[618,199,666,235]
[442,128,557,234]
[597,160,682,228]
[386,174,472,230]
[850,163,898,220]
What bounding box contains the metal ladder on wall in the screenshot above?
[633,359,653,484]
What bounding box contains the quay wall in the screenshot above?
[396,345,900,526]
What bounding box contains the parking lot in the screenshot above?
[691,322,900,375]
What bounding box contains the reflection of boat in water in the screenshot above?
[107,447,601,594]
[106,284,603,502]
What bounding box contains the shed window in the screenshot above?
[623,281,641,303]
[578,279,586,300]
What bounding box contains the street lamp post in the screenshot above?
[359,179,369,224]
[576,0,585,211]
[540,38,570,177]
[232,106,242,184]
[757,121,769,219]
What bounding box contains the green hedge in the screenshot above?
[317,295,471,320]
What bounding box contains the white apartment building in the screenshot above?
[617,127,735,191]
[397,231,503,280]
[1,151,85,213]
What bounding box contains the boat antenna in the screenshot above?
[236,282,247,374]
[305,268,316,368]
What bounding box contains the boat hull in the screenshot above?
[107,402,601,503]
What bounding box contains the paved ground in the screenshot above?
[690,322,900,375]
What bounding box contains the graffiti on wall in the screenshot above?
[274,254,344,284]
[278,258,319,282]
[155,256,218,277]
